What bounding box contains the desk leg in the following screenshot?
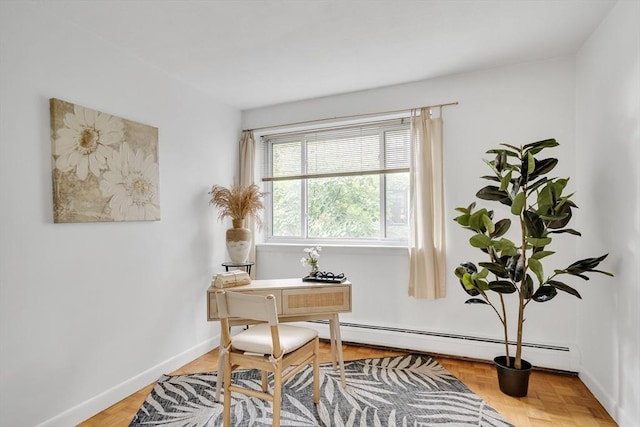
[329,317,337,369]
[330,314,346,387]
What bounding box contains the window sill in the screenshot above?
[256,242,408,256]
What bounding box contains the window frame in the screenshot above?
[259,117,411,246]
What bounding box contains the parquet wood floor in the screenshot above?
[78,341,617,426]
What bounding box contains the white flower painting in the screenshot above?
[50,98,160,223]
[100,142,160,221]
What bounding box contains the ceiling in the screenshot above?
[34,0,616,110]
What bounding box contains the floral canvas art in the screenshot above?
[50,98,160,223]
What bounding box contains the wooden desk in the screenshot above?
[207,278,352,388]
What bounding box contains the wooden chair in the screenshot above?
[215,290,320,427]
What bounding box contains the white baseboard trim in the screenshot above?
[303,320,580,372]
[580,368,633,427]
[36,337,219,427]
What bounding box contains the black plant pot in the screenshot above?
[494,356,532,397]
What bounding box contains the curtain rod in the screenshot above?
[244,101,459,133]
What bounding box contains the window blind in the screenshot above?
[262,118,410,182]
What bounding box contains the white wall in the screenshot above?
[575,1,640,426]
[0,3,239,426]
[244,58,584,371]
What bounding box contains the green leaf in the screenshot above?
[460,262,478,274]
[523,210,545,238]
[476,186,510,202]
[555,178,569,193]
[488,280,517,293]
[528,258,544,285]
[479,262,509,278]
[554,269,590,280]
[523,138,559,152]
[563,254,613,277]
[475,268,489,280]
[499,170,512,191]
[537,183,554,209]
[493,239,518,257]
[508,255,525,282]
[492,237,517,252]
[531,250,555,260]
[548,202,573,229]
[462,272,476,290]
[501,246,519,257]
[499,143,522,152]
[454,213,470,227]
[567,254,608,271]
[527,177,549,193]
[538,211,569,222]
[481,175,501,182]
[476,279,489,291]
[487,148,519,157]
[529,158,559,180]
[470,234,491,248]
[468,208,489,232]
[548,228,581,236]
[511,192,526,215]
[528,237,552,248]
[591,270,615,277]
[496,151,508,172]
[458,280,480,297]
[521,274,534,299]
[532,286,557,302]
[482,215,495,234]
[465,298,489,305]
[490,219,511,238]
[548,280,582,299]
[527,152,535,176]
[457,264,480,296]
[520,157,530,185]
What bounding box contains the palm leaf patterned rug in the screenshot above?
[130,354,513,426]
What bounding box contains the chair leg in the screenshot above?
[215,351,225,402]
[313,338,320,404]
[223,358,232,427]
[272,365,282,427]
[261,370,268,392]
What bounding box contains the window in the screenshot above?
[261,119,410,244]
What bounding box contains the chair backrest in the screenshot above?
[215,291,279,326]
[216,290,282,358]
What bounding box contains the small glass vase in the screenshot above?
[309,266,319,277]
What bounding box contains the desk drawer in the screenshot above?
[282,286,350,315]
[208,289,282,320]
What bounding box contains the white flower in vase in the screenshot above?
[301,246,322,276]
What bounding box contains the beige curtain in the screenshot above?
[408,108,446,299]
[239,130,257,278]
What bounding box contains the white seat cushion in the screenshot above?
[231,324,318,355]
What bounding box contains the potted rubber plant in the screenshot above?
[453,138,612,397]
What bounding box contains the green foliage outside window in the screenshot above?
[308,176,380,238]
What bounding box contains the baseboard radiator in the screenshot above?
[307,320,577,373]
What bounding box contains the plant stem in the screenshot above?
[489,248,511,367]
[499,294,511,367]
[515,283,525,370]
[515,158,529,370]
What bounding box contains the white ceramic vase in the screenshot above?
[226,219,251,263]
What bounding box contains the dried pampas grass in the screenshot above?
[209,184,265,228]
